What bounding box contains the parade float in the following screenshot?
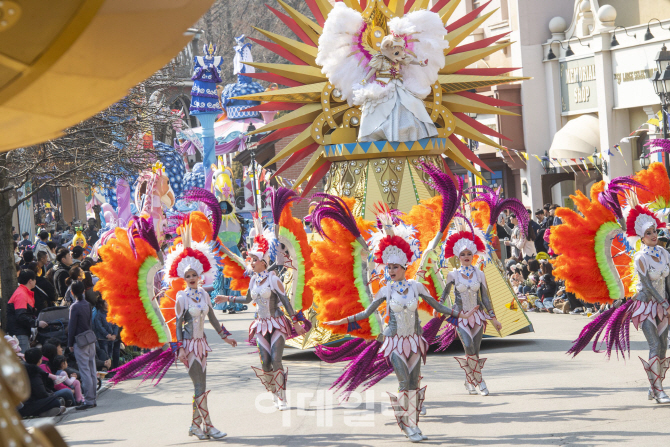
[230,0,534,347]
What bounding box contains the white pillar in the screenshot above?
[592,33,633,180]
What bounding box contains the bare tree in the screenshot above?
[195,0,314,87]
[0,70,179,326]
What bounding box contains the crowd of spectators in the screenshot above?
[6,222,120,418]
[500,203,604,316]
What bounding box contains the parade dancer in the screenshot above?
[440,229,502,396]
[626,204,670,402]
[166,225,238,439]
[554,160,670,404]
[216,210,307,411]
[93,216,238,440]
[319,203,476,443]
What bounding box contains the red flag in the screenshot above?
[571,159,586,176]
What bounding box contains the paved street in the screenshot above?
[54,311,668,446]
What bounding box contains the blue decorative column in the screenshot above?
[189,42,223,191]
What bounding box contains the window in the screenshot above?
[472,0,481,16]
[635,131,650,161]
[464,170,505,197]
[500,0,509,21]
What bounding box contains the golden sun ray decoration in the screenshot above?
[235,0,528,219]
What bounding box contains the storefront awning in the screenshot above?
[549,114,600,159]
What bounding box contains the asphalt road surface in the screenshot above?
[54,311,668,446]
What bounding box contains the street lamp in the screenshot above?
[592,148,603,176]
[611,26,635,47]
[246,122,260,213]
[640,144,651,169]
[653,44,670,170]
[466,104,478,152]
[541,150,552,174]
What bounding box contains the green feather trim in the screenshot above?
[417,250,444,297]
[594,222,624,300]
[648,196,669,212]
[352,240,381,337]
[429,269,444,297]
[279,226,306,311]
[137,256,167,344]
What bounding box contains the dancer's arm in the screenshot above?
[221,290,252,304]
[206,307,237,347]
[174,293,188,364]
[478,270,502,331]
[439,273,455,304]
[322,294,386,326]
[419,292,476,319]
[272,277,307,336]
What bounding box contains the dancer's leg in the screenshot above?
[388,353,422,442]
[455,328,479,395]
[270,334,285,372]
[640,318,670,403]
[190,363,227,439]
[471,327,489,395]
[187,362,208,439]
[270,335,289,410]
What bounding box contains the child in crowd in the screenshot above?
[51,355,84,405]
[20,348,71,418]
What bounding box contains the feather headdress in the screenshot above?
[368,202,421,268]
[164,223,217,281]
[247,212,278,264]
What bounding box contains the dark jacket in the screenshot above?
[68,299,93,348]
[33,276,57,311]
[93,308,117,341]
[537,274,557,299]
[7,285,38,337]
[18,239,33,250]
[24,363,51,401]
[52,262,70,299]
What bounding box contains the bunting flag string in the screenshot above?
[495,142,632,177]
[613,144,627,165]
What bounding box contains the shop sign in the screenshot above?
[612,43,664,108]
[560,57,598,114]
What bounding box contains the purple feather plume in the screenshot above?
[603,299,634,359]
[108,347,176,387]
[126,216,160,257]
[315,338,368,363]
[567,306,617,357]
[183,188,222,241]
[421,316,445,343]
[598,177,645,220]
[647,138,670,155]
[418,161,463,233]
[308,193,361,241]
[466,185,529,236]
[267,186,300,226]
[435,325,458,352]
[324,340,396,401]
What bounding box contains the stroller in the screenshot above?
[34,306,69,346]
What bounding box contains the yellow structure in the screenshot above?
[0,0,217,152]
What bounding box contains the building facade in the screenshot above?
[538,0,670,208]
